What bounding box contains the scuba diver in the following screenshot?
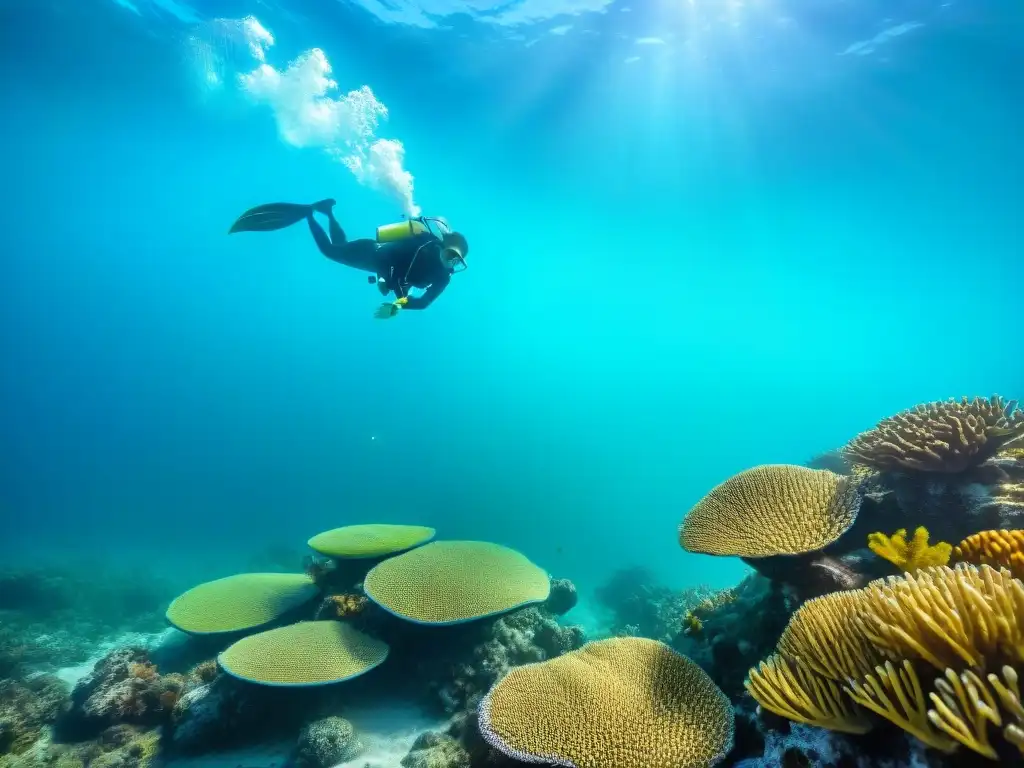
[228,199,469,319]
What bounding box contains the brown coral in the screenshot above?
[841,395,1024,474]
[679,465,861,558]
[316,593,367,620]
[953,530,1024,580]
[128,663,158,682]
[187,660,219,684]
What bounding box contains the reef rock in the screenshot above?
[400,732,471,768]
[433,607,585,715]
[542,578,577,616]
[56,648,181,741]
[0,676,68,756]
[673,574,792,701]
[295,717,362,768]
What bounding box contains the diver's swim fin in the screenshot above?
[228,202,313,234]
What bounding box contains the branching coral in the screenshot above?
[744,564,1024,760]
[867,526,952,573]
[841,395,1024,474]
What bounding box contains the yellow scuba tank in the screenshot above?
[376,219,427,243]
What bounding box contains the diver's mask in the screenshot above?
[442,246,468,273]
[416,216,468,273]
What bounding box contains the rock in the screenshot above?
[543,579,577,616]
[400,733,470,768]
[296,717,361,768]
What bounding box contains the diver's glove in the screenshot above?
[373,297,408,320]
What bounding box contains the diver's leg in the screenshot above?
[326,210,346,246]
[307,213,336,256]
[307,208,380,272]
[330,239,381,272]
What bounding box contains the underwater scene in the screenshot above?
[3,0,1023,766]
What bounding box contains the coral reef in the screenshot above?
[854,453,1024,551]
[595,566,717,644]
[55,648,182,741]
[0,677,68,756]
[745,563,1024,761]
[15,455,1024,768]
[674,574,793,700]
[425,606,586,716]
[295,716,362,768]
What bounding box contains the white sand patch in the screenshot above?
[338,700,444,768]
[53,627,181,688]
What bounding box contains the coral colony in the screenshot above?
[2,395,1024,767]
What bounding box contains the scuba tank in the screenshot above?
[376,219,427,243]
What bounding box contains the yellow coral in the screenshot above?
[479,637,735,767]
[679,465,861,558]
[845,659,959,753]
[745,654,872,734]
[363,541,550,625]
[744,564,1024,760]
[953,529,1024,580]
[867,527,952,573]
[217,621,389,686]
[166,573,320,634]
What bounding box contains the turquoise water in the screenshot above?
[2,0,1021,602]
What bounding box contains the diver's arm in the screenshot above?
[402,275,450,310]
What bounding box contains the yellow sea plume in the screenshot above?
[478,637,734,768]
[745,653,872,734]
[746,591,881,734]
[745,564,1024,760]
[166,573,320,634]
[679,465,861,558]
[856,564,1024,670]
[776,591,883,682]
[867,526,952,573]
[953,530,1024,579]
[841,395,1024,474]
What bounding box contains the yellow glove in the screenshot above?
[373,299,405,320]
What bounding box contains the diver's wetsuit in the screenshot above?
[307,211,452,310]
